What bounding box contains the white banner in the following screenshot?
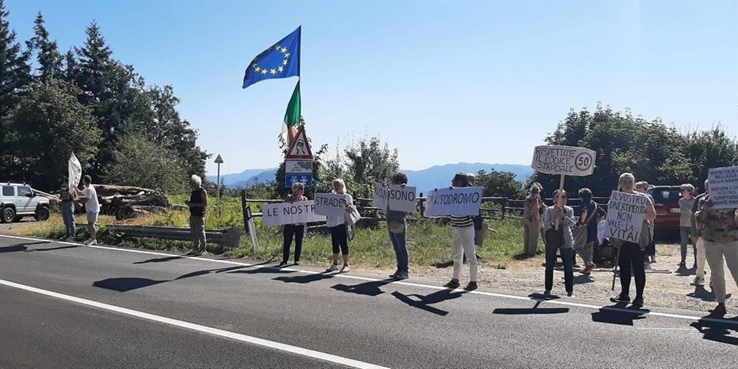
[424,187,482,217]
[313,193,351,217]
[531,145,596,176]
[374,183,418,213]
[261,200,326,226]
[708,166,738,209]
[68,153,82,195]
[606,190,647,243]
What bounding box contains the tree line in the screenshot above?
[0,0,208,193]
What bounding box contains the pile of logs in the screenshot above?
[93,185,171,220]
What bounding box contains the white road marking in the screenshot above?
[0,277,389,369]
[1,234,737,326]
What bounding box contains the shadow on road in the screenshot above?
[691,316,738,346]
[93,277,167,292]
[331,280,393,297]
[229,267,296,275]
[493,300,570,315]
[273,273,334,284]
[0,241,52,253]
[133,256,183,264]
[176,266,245,280]
[591,305,649,326]
[392,289,467,316]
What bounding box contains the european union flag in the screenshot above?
[242,26,301,89]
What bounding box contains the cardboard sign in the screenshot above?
[313,193,351,217]
[374,183,417,213]
[708,166,738,209]
[531,145,596,176]
[261,200,326,226]
[424,187,483,217]
[606,190,647,243]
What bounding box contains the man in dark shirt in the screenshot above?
[185,174,208,256]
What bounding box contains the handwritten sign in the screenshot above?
[708,166,738,209]
[68,153,82,194]
[424,187,482,217]
[374,183,417,213]
[261,200,326,226]
[313,193,351,217]
[606,191,647,243]
[531,145,596,176]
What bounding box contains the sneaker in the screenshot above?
[610,294,630,303]
[691,276,705,286]
[325,264,339,272]
[464,282,478,291]
[632,297,644,308]
[277,261,288,267]
[85,239,97,246]
[395,272,409,280]
[566,291,573,297]
[293,261,300,266]
[339,265,350,273]
[389,270,400,279]
[443,279,460,289]
[709,304,727,316]
[543,290,551,296]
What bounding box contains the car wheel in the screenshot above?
[2,207,16,223]
[35,206,50,221]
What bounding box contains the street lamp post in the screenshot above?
[214,154,224,216]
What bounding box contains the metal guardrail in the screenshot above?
[76,223,241,248]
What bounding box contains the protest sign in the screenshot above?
[708,166,738,209]
[531,145,596,176]
[261,200,326,226]
[313,193,351,217]
[374,183,417,213]
[424,187,482,217]
[606,190,647,243]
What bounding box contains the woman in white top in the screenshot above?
[325,179,355,273]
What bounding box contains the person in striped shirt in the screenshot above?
[443,173,479,291]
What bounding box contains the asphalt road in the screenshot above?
[1,234,737,369]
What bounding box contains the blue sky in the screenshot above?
[5,0,737,176]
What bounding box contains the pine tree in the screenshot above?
[26,12,62,82]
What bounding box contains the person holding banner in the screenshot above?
[387,173,410,280]
[690,180,710,286]
[443,173,478,291]
[75,175,100,245]
[610,173,656,308]
[573,188,605,274]
[325,178,354,273]
[59,177,77,240]
[543,189,576,297]
[694,185,738,316]
[636,181,657,264]
[279,182,308,267]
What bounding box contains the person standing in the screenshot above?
[543,189,576,297]
[691,180,710,285]
[75,175,100,245]
[574,188,606,274]
[443,173,478,291]
[610,173,656,308]
[387,172,410,280]
[326,178,354,273]
[185,174,208,256]
[279,182,307,266]
[635,181,657,264]
[678,183,696,267]
[695,187,738,316]
[522,185,544,257]
[60,177,77,240]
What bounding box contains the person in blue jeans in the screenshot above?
[387,172,410,280]
[543,189,576,297]
[59,178,76,240]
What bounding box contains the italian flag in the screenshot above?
[282,80,301,144]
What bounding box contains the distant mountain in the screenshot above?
[211,163,533,190]
[207,168,276,187]
[404,163,533,193]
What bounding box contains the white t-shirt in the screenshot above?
[597,219,608,245]
[84,186,100,213]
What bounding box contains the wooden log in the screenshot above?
[93,184,155,197]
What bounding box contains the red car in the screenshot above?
[647,185,683,236]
